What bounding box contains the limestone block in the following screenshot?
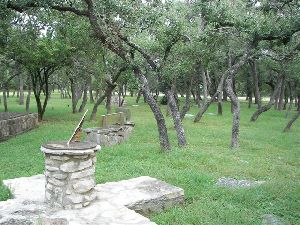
[74,203,83,209]
[115,107,131,121]
[72,178,95,194]
[39,217,69,225]
[45,165,59,172]
[47,177,65,187]
[84,191,97,202]
[52,173,68,180]
[60,159,92,173]
[73,155,88,159]
[50,155,70,161]
[70,167,95,180]
[66,194,84,204]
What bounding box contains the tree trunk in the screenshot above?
[278,77,285,110]
[70,78,83,114]
[136,89,142,103]
[31,72,50,121]
[285,95,293,119]
[194,49,250,122]
[201,66,208,104]
[217,90,223,115]
[223,88,228,101]
[226,77,240,148]
[133,67,170,151]
[249,60,261,109]
[248,92,253,109]
[2,85,8,112]
[297,94,300,111]
[250,76,283,122]
[194,91,218,122]
[89,87,94,103]
[283,110,300,132]
[78,82,88,113]
[26,87,31,113]
[105,89,112,114]
[90,66,127,120]
[166,89,187,147]
[19,73,24,105]
[180,78,192,120]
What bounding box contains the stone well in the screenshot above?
[40,141,100,209]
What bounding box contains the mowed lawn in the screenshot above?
[0,92,299,225]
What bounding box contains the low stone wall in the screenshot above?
[84,123,134,147]
[0,112,38,141]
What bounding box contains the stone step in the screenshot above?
[1,175,184,225]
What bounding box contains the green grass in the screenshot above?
[0,92,299,224]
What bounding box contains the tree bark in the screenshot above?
[278,77,285,110]
[283,110,300,132]
[194,49,251,122]
[31,70,51,121]
[166,89,187,147]
[133,67,171,151]
[136,89,142,103]
[2,85,8,112]
[70,77,83,113]
[226,77,240,148]
[285,82,293,118]
[201,66,208,104]
[249,60,261,109]
[90,66,127,120]
[78,82,88,113]
[180,77,192,120]
[105,88,112,114]
[250,76,284,122]
[217,88,223,115]
[26,86,31,113]
[19,72,24,105]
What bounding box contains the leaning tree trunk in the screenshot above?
[283,110,300,132]
[133,67,171,151]
[180,77,192,120]
[226,77,240,148]
[90,91,110,120]
[250,76,283,122]
[166,89,187,147]
[201,66,208,104]
[90,66,127,120]
[78,82,88,113]
[250,60,261,109]
[194,49,250,122]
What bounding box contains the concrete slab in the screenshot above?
[1,175,184,225]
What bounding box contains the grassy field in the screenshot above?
[0,92,299,225]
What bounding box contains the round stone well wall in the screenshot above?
[41,141,100,209]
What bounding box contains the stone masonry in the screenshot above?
[41,141,100,209]
[84,123,134,147]
[0,112,38,141]
[1,175,184,225]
